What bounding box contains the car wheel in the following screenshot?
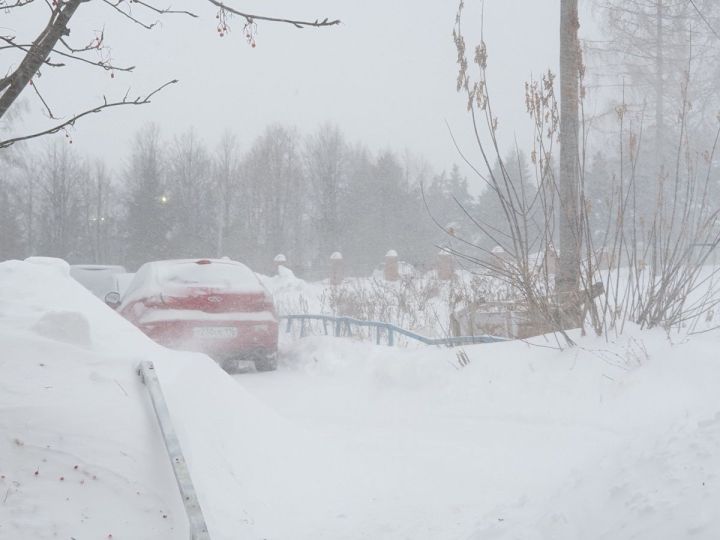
[221,358,242,374]
[254,355,277,372]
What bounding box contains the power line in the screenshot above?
[688,0,720,41]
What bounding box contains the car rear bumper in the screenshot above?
[140,319,279,358]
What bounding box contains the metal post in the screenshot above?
[138,361,211,540]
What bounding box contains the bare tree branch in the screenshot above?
[0,36,66,68]
[689,0,720,41]
[101,0,158,30]
[0,0,38,9]
[28,79,57,119]
[129,0,197,18]
[205,0,341,29]
[0,79,177,148]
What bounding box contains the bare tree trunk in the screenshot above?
[558,0,581,307]
[0,0,83,120]
[655,0,665,175]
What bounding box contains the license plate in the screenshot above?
[193,326,238,339]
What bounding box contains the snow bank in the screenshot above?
[0,259,185,539]
[257,329,720,539]
[0,259,336,539]
[3,257,719,539]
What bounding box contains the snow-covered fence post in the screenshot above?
[384,250,399,281]
[330,251,343,286]
[274,253,287,275]
[437,250,454,280]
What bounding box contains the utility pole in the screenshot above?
[558,0,581,317]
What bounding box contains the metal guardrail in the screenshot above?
[138,361,211,540]
[280,314,506,347]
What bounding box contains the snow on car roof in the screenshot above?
[156,259,261,289]
[121,259,266,307]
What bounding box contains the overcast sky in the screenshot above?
[5,0,601,189]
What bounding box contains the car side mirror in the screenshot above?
[105,291,121,310]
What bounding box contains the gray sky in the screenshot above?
[8,0,578,187]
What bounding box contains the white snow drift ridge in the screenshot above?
[0,259,187,539]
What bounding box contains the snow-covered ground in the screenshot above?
[2,258,720,539]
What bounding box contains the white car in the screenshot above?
[70,264,128,299]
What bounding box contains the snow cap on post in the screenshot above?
[273,254,287,276]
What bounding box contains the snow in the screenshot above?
[23,256,70,275]
[158,259,263,292]
[259,331,720,539]
[0,259,185,539]
[120,258,268,310]
[2,257,720,539]
[385,249,398,257]
[330,251,343,260]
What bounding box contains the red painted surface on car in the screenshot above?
[115,259,278,366]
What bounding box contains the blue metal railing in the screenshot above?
[280,314,506,347]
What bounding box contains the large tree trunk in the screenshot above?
[557,0,581,308]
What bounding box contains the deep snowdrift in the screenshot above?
[255,332,720,539]
[2,258,719,539]
[0,259,186,539]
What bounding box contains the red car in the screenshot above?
[107,259,278,372]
